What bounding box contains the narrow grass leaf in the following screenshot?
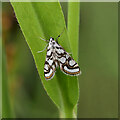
[67,2,80,115]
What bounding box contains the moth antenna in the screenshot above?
[37,44,48,53]
[56,27,65,42]
[39,37,49,42]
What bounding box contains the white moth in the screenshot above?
[38,32,81,80]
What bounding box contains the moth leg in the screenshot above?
[67,52,72,55]
[37,44,48,53]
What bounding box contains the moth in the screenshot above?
[37,32,81,80]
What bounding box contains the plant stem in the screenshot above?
[59,108,76,118]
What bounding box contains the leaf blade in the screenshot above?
[11,2,79,117]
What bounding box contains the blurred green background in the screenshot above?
[2,2,118,118]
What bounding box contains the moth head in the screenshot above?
[49,37,54,42]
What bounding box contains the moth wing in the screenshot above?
[55,44,81,76]
[44,48,58,80]
[60,53,81,76]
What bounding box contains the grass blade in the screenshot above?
[68,2,80,61]
[67,2,80,115]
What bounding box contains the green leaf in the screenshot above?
[10,2,79,118]
[68,2,80,61]
[68,2,80,115]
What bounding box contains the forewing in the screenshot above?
[44,48,57,80]
[60,54,81,76]
[55,44,81,76]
